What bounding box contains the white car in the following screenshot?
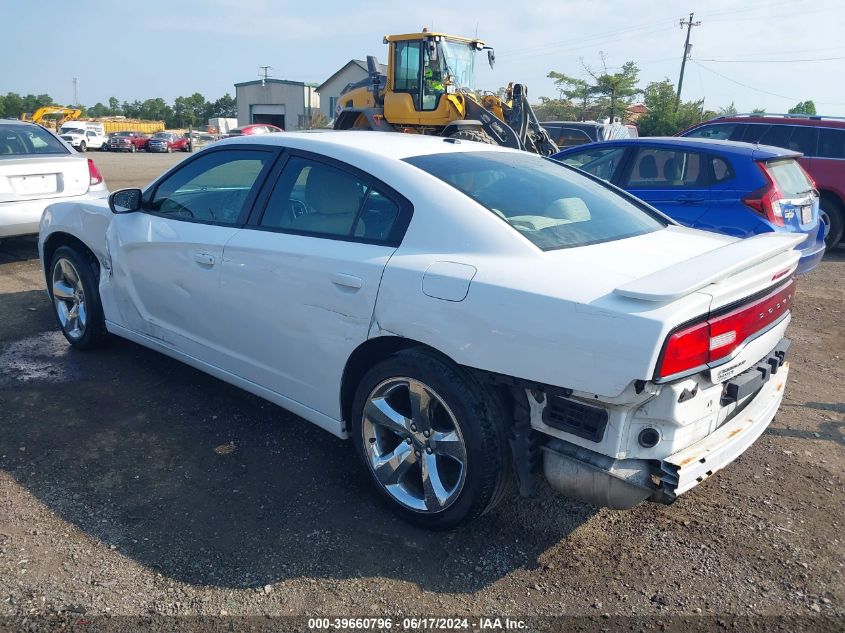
[38,131,800,528]
[58,123,108,152]
[1,120,108,238]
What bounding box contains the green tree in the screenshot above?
[717,102,737,116]
[547,72,592,120]
[533,96,580,122]
[788,100,816,115]
[208,93,236,118]
[751,107,767,114]
[107,97,121,115]
[637,79,705,136]
[547,56,641,121]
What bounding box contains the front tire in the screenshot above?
[78,141,87,153]
[48,246,107,349]
[448,128,496,145]
[351,348,512,529]
[129,143,136,153]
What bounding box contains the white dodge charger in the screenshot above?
[38,131,800,529]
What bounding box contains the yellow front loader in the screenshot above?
[21,106,83,130]
[333,30,558,155]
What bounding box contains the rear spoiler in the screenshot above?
[615,232,806,302]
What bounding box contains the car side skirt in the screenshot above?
[105,321,347,439]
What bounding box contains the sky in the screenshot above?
[3,0,845,116]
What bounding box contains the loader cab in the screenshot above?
[384,31,486,126]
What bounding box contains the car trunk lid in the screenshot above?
[0,155,90,203]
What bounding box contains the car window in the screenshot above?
[766,159,813,198]
[405,151,665,251]
[740,124,768,144]
[685,123,737,140]
[818,128,845,159]
[757,125,791,149]
[0,125,69,156]
[711,156,733,183]
[786,126,818,156]
[554,128,592,149]
[624,147,705,188]
[149,150,272,224]
[260,156,369,238]
[557,146,626,182]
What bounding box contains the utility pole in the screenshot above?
[72,77,79,107]
[676,12,701,105]
[258,66,272,86]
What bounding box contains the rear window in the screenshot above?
[404,151,665,250]
[0,125,69,157]
[767,159,813,198]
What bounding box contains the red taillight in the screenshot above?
[87,158,103,186]
[742,162,784,227]
[656,280,796,380]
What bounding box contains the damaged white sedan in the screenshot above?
[39,131,800,529]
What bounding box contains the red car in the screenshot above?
[147,132,191,153]
[107,131,149,153]
[227,124,283,136]
[680,114,845,248]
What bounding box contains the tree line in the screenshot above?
[532,57,816,135]
[0,92,237,129]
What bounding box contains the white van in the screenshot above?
[58,122,108,152]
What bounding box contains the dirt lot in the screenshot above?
[0,153,843,628]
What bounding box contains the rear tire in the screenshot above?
[448,129,496,145]
[820,197,844,249]
[350,348,512,530]
[48,245,107,350]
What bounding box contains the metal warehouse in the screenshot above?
[234,78,320,131]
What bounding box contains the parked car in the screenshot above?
[107,131,149,152]
[542,120,636,149]
[680,113,845,249]
[227,124,283,136]
[58,122,108,152]
[39,132,800,528]
[0,120,107,237]
[553,137,826,275]
[147,132,191,153]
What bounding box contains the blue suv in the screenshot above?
[553,137,826,275]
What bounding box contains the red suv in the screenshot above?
[680,114,845,248]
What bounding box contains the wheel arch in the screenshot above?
[42,231,100,286]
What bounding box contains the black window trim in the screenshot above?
[244,147,414,247]
[140,144,283,228]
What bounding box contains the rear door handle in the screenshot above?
[675,194,705,203]
[193,252,215,266]
[331,273,362,289]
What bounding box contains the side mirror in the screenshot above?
[487,48,496,69]
[108,188,143,214]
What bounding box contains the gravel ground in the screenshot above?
[0,153,842,630]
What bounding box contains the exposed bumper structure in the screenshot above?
[541,341,790,509]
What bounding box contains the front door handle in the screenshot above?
[193,252,215,266]
[331,273,362,289]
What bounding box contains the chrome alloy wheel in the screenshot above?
[362,377,468,513]
[51,257,87,340]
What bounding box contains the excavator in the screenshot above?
[20,106,82,131]
[333,30,558,155]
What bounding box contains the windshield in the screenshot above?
[404,151,665,250]
[61,128,84,136]
[438,40,476,89]
[153,133,171,139]
[115,131,133,136]
[0,124,69,157]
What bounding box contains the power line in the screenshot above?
[694,56,845,63]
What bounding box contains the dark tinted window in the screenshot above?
[787,126,818,156]
[553,128,592,148]
[740,124,769,143]
[685,123,737,140]
[625,147,705,188]
[394,40,421,92]
[405,151,665,250]
[150,150,271,224]
[758,125,791,149]
[818,128,845,159]
[0,124,68,156]
[557,146,627,181]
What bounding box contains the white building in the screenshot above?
[234,79,320,131]
[316,60,387,122]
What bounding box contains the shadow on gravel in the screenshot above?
[0,326,595,592]
[0,235,40,263]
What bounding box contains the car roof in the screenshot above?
[555,136,799,159]
[692,115,845,129]
[213,130,523,160]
